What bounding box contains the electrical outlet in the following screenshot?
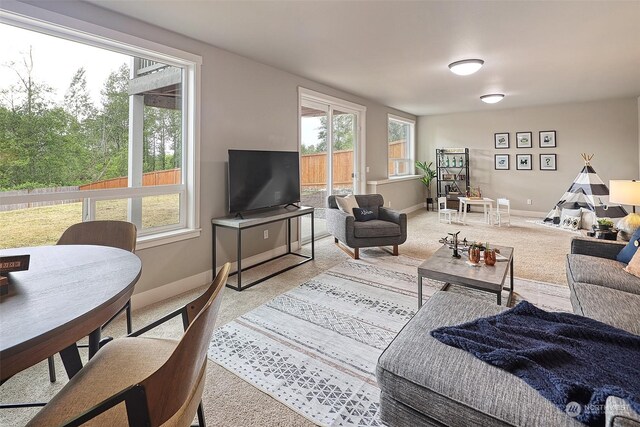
[387,201,391,207]
[527,199,532,205]
[366,166,370,173]
[263,230,269,239]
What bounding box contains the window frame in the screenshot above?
[387,114,416,178]
[0,5,202,249]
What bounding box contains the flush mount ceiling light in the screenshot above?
[480,94,505,104]
[448,59,484,76]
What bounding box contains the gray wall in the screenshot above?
[418,98,640,213]
[20,0,416,294]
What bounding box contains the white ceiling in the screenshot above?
[85,0,640,116]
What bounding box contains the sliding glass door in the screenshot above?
[299,89,365,243]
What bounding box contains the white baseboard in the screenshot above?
[510,209,546,217]
[402,203,426,214]
[131,269,212,310]
[131,242,296,309]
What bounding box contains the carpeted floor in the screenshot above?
[0,210,576,426]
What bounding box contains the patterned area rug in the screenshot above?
[208,254,572,426]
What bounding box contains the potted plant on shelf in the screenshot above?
[416,161,437,207]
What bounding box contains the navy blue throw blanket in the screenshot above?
[430,301,640,426]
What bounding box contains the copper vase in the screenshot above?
[469,248,481,264]
[484,249,497,266]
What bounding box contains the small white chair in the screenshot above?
[438,196,457,224]
[490,198,511,226]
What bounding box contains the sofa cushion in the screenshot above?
[570,282,640,335]
[625,249,640,279]
[353,219,400,238]
[617,228,640,264]
[353,207,377,222]
[377,291,583,427]
[335,195,359,215]
[566,254,640,295]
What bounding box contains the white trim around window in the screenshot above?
[387,114,416,178]
[0,2,202,249]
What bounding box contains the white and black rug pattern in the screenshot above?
[208,254,572,427]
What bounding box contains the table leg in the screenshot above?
[287,218,291,254]
[236,228,242,290]
[497,291,502,306]
[418,275,423,309]
[88,328,101,359]
[59,344,83,379]
[212,224,217,276]
[462,202,468,225]
[311,211,315,260]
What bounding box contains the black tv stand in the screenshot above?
[234,212,245,219]
[212,206,315,291]
[284,203,300,209]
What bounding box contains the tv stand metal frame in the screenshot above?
[211,206,314,291]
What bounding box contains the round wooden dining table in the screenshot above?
[0,245,142,383]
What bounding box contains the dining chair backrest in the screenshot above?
[497,198,510,213]
[438,196,448,210]
[140,263,230,426]
[57,220,137,252]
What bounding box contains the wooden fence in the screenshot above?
[301,140,406,187]
[78,168,181,190]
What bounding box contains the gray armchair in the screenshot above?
[326,194,407,259]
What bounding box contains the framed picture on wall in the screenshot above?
[539,130,557,148]
[494,133,509,149]
[495,154,510,170]
[516,132,532,148]
[516,154,533,170]
[540,154,557,170]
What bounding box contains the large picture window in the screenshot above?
[0,11,201,249]
[388,115,415,178]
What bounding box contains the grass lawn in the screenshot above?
[0,195,179,249]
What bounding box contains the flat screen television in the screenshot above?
[228,149,301,214]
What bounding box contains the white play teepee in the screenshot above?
[544,154,627,224]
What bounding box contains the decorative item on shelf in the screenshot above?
[459,156,464,167]
[445,156,450,167]
[609,179,640,241]
[452,157,457,167]
[539,130,557,148]
[0,255,31,296]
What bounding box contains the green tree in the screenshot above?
[64,67,95,122]
[388,120,406,143]
[316,113,354,152]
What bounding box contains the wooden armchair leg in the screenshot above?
[334,239,359,260]
[393,244,399,256]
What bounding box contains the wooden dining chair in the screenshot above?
[26,263,230,427]
[47,220,137,383]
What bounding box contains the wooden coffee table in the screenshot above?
[417,244,514,308]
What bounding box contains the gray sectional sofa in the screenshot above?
[376,236,640,426]
[567,237,640,335]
